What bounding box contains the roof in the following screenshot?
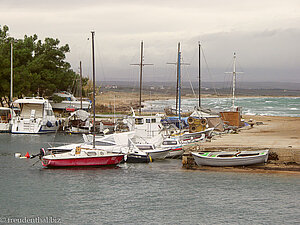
[13,97,47,104]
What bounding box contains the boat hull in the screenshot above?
[144,149,171,160]
[125,153,152,163]
[42,155,124,167]
[166,148,184,158]
[0,123,11,133]
[192,150,269,167]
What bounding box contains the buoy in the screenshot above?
[15,153,21,158]
[25,152,30,158]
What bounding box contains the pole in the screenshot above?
[80,61,83,109]
[232,52,236,110]
[178,51,181,129]
[176,42,180,115]
[91,31,96,148]
[139,41,143,115]
[198,41,201,108]
[10,41,13,103]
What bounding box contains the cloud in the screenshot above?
[1,0,299,82]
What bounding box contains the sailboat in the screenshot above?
[220,53,244,127]
[35,31,124,167]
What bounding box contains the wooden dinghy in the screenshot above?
[191,150,269,167]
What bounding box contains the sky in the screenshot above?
[1,0,300,84]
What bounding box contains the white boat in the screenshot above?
[161,138,185,158]
[11,97,59,134]
[191,150,269,167]
[64,109,92,133]
[134,143,171,160]
[49,91,91,111]
[0,107,14,132]
[124,111,164,140]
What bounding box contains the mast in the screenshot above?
[91,31,96,148]
[130,41,153,115]
[139,41,143,115]
[178,51,181,126]
[10,41,13,104]
[167,43,189,128]
[198,41,201,108]
[232,52,236,109]
[225,52,243,111]
[80,61,82,110]
[176,42,180,115]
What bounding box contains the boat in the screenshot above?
[41,146,124,167]
[47,132,151,163]
[64,109,92,134]
[161,138,185,158]
[0,107,14,132]
[32,31,124,168]
[191,150,269,167]
[134,143,171,160]
[11,97,59,134]
[49,91,91,111]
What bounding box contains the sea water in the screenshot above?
[143,97,300,117]
[0,134,299,224]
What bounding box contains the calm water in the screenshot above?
[144,97,300,117]
[0,134,299,225]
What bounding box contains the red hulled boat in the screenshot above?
[41,146,124,167]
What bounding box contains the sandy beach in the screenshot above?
[98,90,300,170]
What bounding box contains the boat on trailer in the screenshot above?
[191,150,269,167]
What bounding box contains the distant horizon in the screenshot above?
[97,80,300,90]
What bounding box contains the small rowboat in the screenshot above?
[191,150,269,167]
[41,146,124,168]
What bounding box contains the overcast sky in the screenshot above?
[1,0,300,84]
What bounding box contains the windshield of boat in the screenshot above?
[162,140,178,145]
[20,104,43,118]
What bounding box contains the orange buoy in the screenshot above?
[25,152,30,158]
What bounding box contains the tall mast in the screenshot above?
[176,42,180,115]
[91,31,96,148]
[139,41,143,115]
[225,52,243,110]
[130,41,153,115]
[10,41,13,104]
[80,61,83,110]
[198,41,201,108]
[167,43,189,128]
[178,51,181,126]
[232,52,236,109]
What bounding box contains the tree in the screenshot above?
[0,25,77,100]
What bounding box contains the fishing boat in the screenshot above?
[11,97,59,134]
[191,150,269,167]
[161,138,185,158]
[134,143,171,160]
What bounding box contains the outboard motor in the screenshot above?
[30,148,48,159]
